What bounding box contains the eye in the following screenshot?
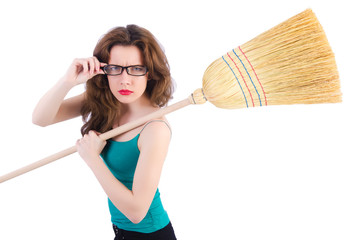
[129,66,147,75]
[107,65,121,73]
[104,65,122,74]
[132,66,143,71]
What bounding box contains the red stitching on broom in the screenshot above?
[238,46,268,106]
[227,52,255,107]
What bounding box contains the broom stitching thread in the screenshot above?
[227,52,255,107]
[238,46,268,106]
[201,88,208,101]
[233,49,262,106]
[222,55,249,107]
[190,93,196,104]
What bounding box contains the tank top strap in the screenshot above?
[139,120,172,136]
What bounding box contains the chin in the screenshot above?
[117,97,135,104]
[116,94,142,105]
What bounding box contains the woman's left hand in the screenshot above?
[76,131,106,167]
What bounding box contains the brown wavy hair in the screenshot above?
[80,25,174,136]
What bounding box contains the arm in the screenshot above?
[32,80,84,126]
[77,121,171,223]
[32,57,105,126]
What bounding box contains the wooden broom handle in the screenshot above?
[0,98,192,183]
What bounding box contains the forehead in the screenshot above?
[109,45,144,65]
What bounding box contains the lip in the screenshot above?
[118,89,134,95]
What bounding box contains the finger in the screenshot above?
[91,58,106,75]
[87,131,98,138]
[98,62,107,74]
[72,58,83,73]
[82,61,89,74]
[89,130,105,143]
[73,58,83,65]
[89,58,95,75]
[93,57,100,72]
[94,131,102,136]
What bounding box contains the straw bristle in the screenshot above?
[201,9,341,109]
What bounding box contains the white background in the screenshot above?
[0,0,361,239]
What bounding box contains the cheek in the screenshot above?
[142,79,149,89]
[136,78,148,92]
[107,78,118,95]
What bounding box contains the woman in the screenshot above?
[32,25,177,240]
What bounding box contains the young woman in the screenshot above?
[32,25,177,240]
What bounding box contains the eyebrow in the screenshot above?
[107,63,144,66]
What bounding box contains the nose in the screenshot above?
[117,69,131,85]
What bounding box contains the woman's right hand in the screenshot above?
[63,57,106,86]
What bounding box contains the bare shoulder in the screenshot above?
[138,118,172,151]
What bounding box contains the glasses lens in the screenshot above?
[128,66,148,76]
[104,65,122,75]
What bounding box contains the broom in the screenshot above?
[0,9,341,183]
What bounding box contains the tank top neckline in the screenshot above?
[108,120,170,144]
[109,133,140,143]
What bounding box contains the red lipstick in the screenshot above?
[118,90,133,95]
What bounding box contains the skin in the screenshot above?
[33,45,171,224]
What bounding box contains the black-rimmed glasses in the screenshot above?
[101,64,148,76]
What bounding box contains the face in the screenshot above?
[107,45,148,105]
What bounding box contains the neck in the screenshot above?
[121,94,158,120]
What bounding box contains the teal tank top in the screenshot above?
[100,123,170,233]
